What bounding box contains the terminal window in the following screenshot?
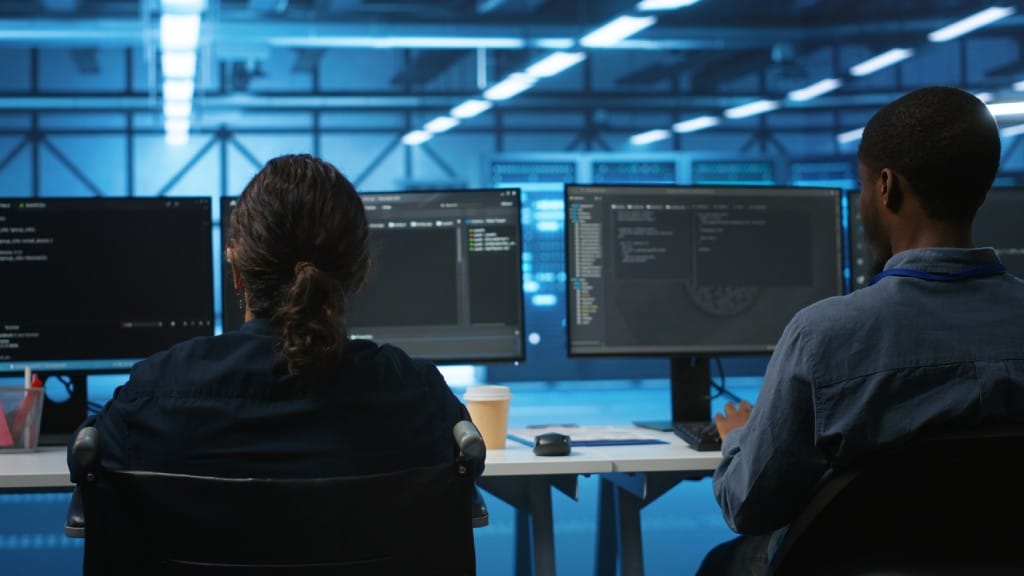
[0,198,213,372]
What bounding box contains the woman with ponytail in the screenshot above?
[70,154,479,482]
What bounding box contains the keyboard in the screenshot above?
[673,421,722,451]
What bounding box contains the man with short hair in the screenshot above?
[698,86,1024,575]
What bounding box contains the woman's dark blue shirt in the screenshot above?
[68,318,478,481]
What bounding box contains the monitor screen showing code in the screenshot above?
[0,198,213,372]
[221,188,524,363]
[565,184,843,355]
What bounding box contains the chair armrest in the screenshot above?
[72,426,100,473]
[453,420,485,462]
[64,487,85,538]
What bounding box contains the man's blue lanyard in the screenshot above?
[869,262,1007,286]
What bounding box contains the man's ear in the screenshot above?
[880,168,903,214]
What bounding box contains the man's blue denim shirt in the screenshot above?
[714,247,1024,535]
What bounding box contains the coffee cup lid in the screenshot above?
[464,385,511,401]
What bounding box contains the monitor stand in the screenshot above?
[37,371,88,446]
[634,355,712,431]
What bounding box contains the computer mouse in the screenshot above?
[533,432,572,456]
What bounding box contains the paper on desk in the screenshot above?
[507,425,669,447]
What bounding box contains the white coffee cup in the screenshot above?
[463,385,512,450]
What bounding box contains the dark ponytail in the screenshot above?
[276,261,346,374]
[229,154,369,375]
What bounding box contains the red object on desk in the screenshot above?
[0,399,13,447]
[10,375,44,446]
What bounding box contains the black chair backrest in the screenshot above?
[766,429,1024,576]
[72,423,481,575]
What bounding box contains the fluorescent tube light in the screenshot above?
[927,6,1016,43]
[723,99,780,119]
[1000,123,1024,138]
[424,116,459,134]
[987,101,1024,116]
[401,130,432,146]
[450,99,493,119]
[974,92,994,103]
[162,78,195,100]
[629,129,671,146]
[483,73,536,101]
[849,48,914,77]
[836,127,864,144]
[160,13,201,51]
[1014,80,1024,91]
[165,118,190,133]
[524,51,586,79]
[636,0,702,10]
[163,99,193,118]
[672,115,720,133]
[161,51,197,78]
[580,15,657,48]
[787,78,842,102]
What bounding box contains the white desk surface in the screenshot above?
[0,428,722,489]
[483,428,721,476]
[482,440,615,476]
[0,446,72,490]
[593,429,723,473]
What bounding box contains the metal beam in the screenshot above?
[0,90,949,113]
[5,16,1020,50]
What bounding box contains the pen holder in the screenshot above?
[0,386,45,451]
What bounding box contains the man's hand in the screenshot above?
[714,400,753,440]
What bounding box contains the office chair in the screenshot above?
[65,420,485,575]
[765,426,1024,576]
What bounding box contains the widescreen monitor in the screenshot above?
[565,184,843,357]
[1,197,214,373]
[847,188,1024,290]
[221,188,525,363]
[565,184,843,423]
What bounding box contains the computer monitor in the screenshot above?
[847,187,1024,290]
[975,188,1024,274]
[0,197,214,441]
[220,188,525,364]
[565,184,843,422]
[847,190,873,291]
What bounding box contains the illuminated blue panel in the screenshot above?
[491,161,576,184]
[791,160,856,190]
[692,160,775,185]
[593,161,676,184]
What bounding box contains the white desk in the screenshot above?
[0,446,72,490]
[0,432,722,576]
